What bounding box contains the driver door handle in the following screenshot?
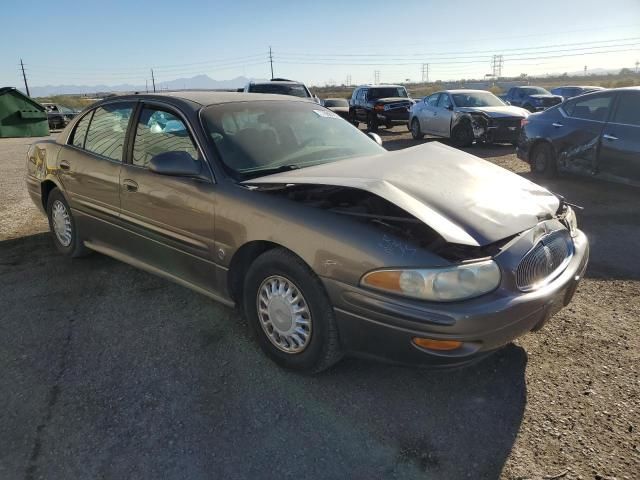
[552,122,564,128]
[59,160,70,171]
[603,134,618,141]
[122,179,138,192]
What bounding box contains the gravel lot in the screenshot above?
[1,129,638,479]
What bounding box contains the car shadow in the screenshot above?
[0,233,527,479]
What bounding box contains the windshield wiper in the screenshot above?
[242,164,300,179]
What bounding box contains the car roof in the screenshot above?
[250,80,304,85]
[554,85,604,89]
[440,89,496,94]
[357,84,404,88]
[105,91,313,108]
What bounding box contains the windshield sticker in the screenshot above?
[313,109,340,119]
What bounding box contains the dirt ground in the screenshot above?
[0,129,638,479]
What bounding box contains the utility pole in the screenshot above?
[20,59,30,97]
[269,46,274,79]
[635,60,639,74]
[584,65,587,76]
[151,68,156,92]
[145,79,148,93]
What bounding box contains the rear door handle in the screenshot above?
[122,179,138,192]
[552,122,563,128]
[59,160,70,171]
[603,134,618,141]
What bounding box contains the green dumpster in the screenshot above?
[0,87,50,138]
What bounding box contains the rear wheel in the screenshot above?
[243,249,342,373]
[530,142,557,177]
[410,118,424,139]
[452,122,474,147]
[46,189,90,257]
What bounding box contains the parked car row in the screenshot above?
[41,102,79,129]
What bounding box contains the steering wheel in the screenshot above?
[300,137,325,148]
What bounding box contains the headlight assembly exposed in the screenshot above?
[360,260,501,302]
[563,206,579,238]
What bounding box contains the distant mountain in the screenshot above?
[23,75,268,97]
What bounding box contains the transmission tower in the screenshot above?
[421,63,429,83]
[374,70,380,84]
[491,55,504,78]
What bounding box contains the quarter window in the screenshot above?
[611,92,640,126]
[563,94,612,122]
[84,103,134,161]
[69,111,92,149]
[132,107,198,168]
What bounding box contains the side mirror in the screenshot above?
[367,132,383,146]
[149,151,201,177]
[446,105,453,111]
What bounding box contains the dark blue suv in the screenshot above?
[506,86,563,112]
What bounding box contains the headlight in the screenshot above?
[360,260,501,302]
[563,206,579,238]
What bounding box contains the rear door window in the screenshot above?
[84,103,134,161]
[437,94,452,109]
[563,93,613,122]
[611,92,640,126]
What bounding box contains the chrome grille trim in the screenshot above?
[516,230,573,292]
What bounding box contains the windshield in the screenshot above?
[368,87,408,99]
[451,92,505,108]
[202,100,385,180]
[249,83,310,98]
[323,99,349,107]
[523,87,550,95]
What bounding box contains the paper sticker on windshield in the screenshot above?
[313,109,340,119]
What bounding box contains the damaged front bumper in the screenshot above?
[322,230,589,367]
[470,115,521,144]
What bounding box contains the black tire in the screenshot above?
[46,189,90,257]
[530,142,557,178]
[243,248,342,373]
[410,118,424,139]
[452,122,474,147]
[367,113,379,132]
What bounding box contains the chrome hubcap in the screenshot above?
[257,275,312,354]
[52,200,72,247]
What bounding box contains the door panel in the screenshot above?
[119,105,218,293]
[598,92,640,182]
[57,103,134,234]
[433,94,454,136]
[553,93,613,173]
[419,93,440,134]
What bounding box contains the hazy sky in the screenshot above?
[2,0,639,88]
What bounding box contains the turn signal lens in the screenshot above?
[374,104,385,112]
[521,118,529,128]
[412,337,462,351]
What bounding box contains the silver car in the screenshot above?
[409,89,530,146]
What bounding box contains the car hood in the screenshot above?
[456,106,529,118]
[529,94,561,100]
[243,142,559,247]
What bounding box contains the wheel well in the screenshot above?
[41,180,58,210]
[530,139,555,158]
[227,240,281,304]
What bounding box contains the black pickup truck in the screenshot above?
[349,85,413,131]
[505,86,563,112]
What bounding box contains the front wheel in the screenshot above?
[452,123,474,147]
[410,118,424,139]
[46,189,90,257]
[530,142,557,177]
[243,249,342,373]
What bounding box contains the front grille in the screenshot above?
[385,102,411,110]
[494,117,521,129]
[516,230,573,291]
